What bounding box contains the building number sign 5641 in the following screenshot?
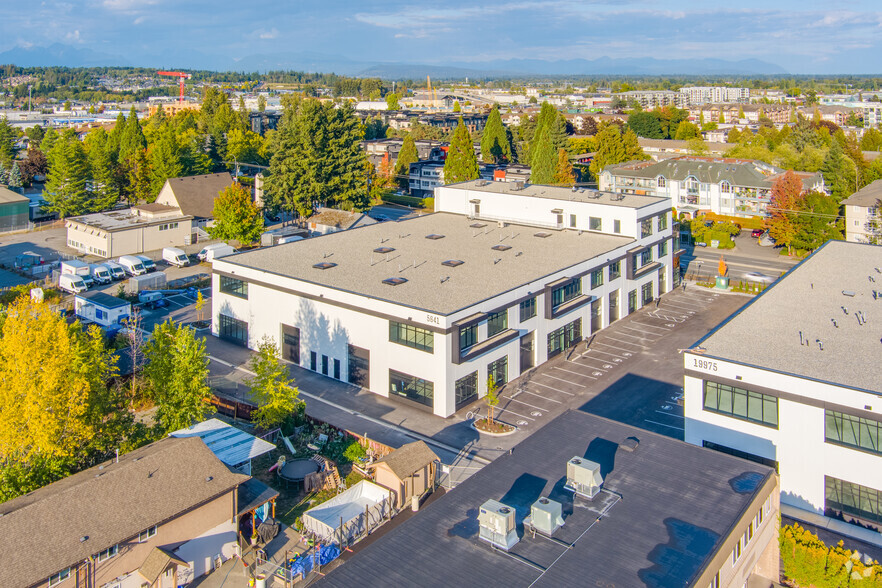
[692,357,718,372]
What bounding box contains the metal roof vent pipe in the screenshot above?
[816,339,824,351]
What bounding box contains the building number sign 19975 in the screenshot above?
[692,358,718,372]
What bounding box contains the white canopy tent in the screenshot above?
[302,480,392,545]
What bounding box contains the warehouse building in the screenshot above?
[684,240,882,542]
[65,204,192,258]
[212,180,673,417]
[0,185,29,231]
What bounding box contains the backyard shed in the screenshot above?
[368,440,439,509]
[170,418,276,475]
[74,291,132,327]
[301,480,392,545]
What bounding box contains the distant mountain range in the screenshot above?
[0,43,788,78]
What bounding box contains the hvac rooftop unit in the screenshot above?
[478,499,518,551]
[564,457,603,500]
[525,497,564,537]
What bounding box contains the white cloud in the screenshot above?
[133,15,146,25]
[65,29,82,43]
[100,0,158,12]
[259,28,279,39]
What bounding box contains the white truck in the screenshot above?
[162,247,190,267]
[61,260,94,288]
[103,261,126,281]
[59,273,88,294]
[118,255,147,276]
[90,264,113,285]
[136,255,156,273]
[197,243,235,262]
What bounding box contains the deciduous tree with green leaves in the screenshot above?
[246,336,304,430]
[443,119,479,184]
[208,182,264,245]
[589,124,626,179]
[143,319,211,435]
[485,375,499,424]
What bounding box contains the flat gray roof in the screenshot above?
[697,240,882,393]
[67,208,192,232]
[447,179,667,209]
[222,212,634,316]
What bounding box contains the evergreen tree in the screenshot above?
[85,129,119,211]
[118,107,146,164]
[394,134,419,191]
[589,124,626,179]
[107,112,126,158]
[7,162,21,190]
[40,128,59,154]
[443,119,479,184]
[127,149,152,204]
[529,126,555,184]
[546,112,569,153]
[481,106,511,164]
[238,96,250,130]
[26,125,45,146]
[181,135,213,176]
[324,101,369,211]
[553,148,575,186]
[148,124,183,196]
[0,117,16,167]
[792,191,842,251]
[257,95,267,112]
[44,133,91,217]
[452,101,461,113]
[820,141,856,202]
[622,128,648,161]
[0,161,7,185]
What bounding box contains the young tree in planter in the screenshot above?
[485,375,499,424]
[143,319,211,435]
[208,182,264,245]
[246,336,303,430]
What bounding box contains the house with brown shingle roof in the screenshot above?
[155,173,236,228]
[0,435,276,588]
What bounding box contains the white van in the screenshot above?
[103,261,126,281]
[136,255,156,272]
[91,264,113,285]
[162,247,190,267]
[59,273,88,294]
[197,243,235,262]
[118,255,147,276]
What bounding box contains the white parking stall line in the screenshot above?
[604,336,650,349]
[519,389,563,403]
[609,330,655,342]
[628,320,672,333]
[655,410,684,419]
[569,356,617,371]
[555,364,602,377]
[658,301,701,313]
[618,325,664,339]
[644,419,684,431]
[164,298,185,308]
[525,380,576,396]
[592,342,640,355]
[580,347,629,360]
[502,395,552,413]
[537,372,593,386]
[495,404,535,421]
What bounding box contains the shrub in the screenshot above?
[342,440,367,463]
[780,523,882,587]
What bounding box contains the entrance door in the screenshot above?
[608,290,619,324]
[281,324,300,364]
[591,298,603,333]
[658,268,667,296]
[520,332,534,372]
[628,289,637,314]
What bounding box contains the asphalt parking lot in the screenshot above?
[489,286,751,442]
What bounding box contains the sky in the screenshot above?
[1,0,881,74]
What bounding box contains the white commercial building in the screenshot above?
[684,241,882,539]
[600,156,825,219]
[212,180,674,417]
[842,180,882,244]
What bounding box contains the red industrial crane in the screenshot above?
[157,71,192,103]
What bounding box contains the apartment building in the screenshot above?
[600,156,825,219]
[679,86,751,105]
[614,90,688,109]
[684,241,882,542]
[842,181,882,243]
[689,103,792,125]
[211,180,673,418]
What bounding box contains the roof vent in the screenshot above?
[842,290,856,297]
[205,476,213,482]
[470,222,487,228]
[491,244,511,251]
[534,232,551,238]
[374,246,395,254]
[442,259,464,267]
[564,457,603,500]
[425,234,445,240]
[80,536,89,542]
[620,437,640,452]
[382,277,408,286]
[477,499,519,551]
[313,262,337,270]
[525,497,564,537]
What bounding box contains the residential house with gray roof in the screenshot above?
[842,180,882,243]
[600,156,825,219]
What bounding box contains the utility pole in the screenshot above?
[27,85,32,112]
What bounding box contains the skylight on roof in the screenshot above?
[442,259,464,267]
[470,223,487,228]
[374,247,395,254]
[382,277,408,286]
[313,262,337,270]
[534,232,552,238]
[426,234,445,240]
[492,244,512,251]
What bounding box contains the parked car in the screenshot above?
[745,272,776,284]
[751,229,765,238]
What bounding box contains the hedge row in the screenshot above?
[382,193,425,208]
[781,523,882,587]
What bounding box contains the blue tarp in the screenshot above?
[286,544,341,578]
